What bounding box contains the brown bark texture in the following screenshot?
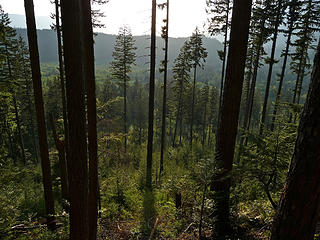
[60,0,89,238]
[212,0,252,237]
[270,40,320,240]
[24,0,55,228]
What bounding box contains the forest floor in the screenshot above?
[96,217,270,240]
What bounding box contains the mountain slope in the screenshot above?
[14,28,222,71]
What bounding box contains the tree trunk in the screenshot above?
[54,0,70,177]
[49,114,68,201]
[5,44,27,164]
[146,0,157,189]
[172,81,183,147]
[60,0,89,238]
[24,66,39,162]
[81,0,98,239]
[24,0,56,229]
[124,68,127,152]
[259,0,282,135]
[202,99,207,146]
[271,3,295,130]
[270,40,320,240]
[217,0,230,126]
[211,0,252,237]
[13,96,27,164]
[160,0,169,177]
[242,17,267,145]
[190,66,197,149]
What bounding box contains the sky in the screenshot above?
[0,0,208,37]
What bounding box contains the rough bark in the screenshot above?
[270,40,320,240]
[212,0,252,237]
[24,0,56,229]
[81,0,99,238]
[146,0,157,189]
[60,0,89,238]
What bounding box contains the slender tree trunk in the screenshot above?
[54,0,70,177]
[259,0,282,135]
[60,0,89,238]
[217,0,230,125]
[124,70,127,152]
[271,6,295,130]
[13,96,27,164]
[242,13,268,144]
[236,52,253,163]
[49,114,68,201]
[243,36,263,145]
[6,120,16,163]
[202,100,207,146]
[172,82,183,147]
[123,33,128,153]
[160,0,169,177]
[179,115,183,146]
[211,0,252,237]
[290,0,311,123]
[24,0,55,228]
[270,40,320,240]
[24,67,39,162]
[146,0,157,189]
[81,0,98,238]
[190,66,197,148]
[5,44,27,164]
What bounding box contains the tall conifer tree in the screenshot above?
[110,26,137,153]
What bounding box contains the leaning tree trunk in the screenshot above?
[270,40,320,240]
[211,0,252,237]
[24,0,56,229]
[60,0,89,238]
[146,0,157,189]
[81,0,99,238]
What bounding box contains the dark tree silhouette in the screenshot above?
[146,0,157,189]
[60,0,89,238]
[270,40,320,240]
[23,0,56,229]
[211,0,252,237]
[159,0,169,177]
[82,0,99,238]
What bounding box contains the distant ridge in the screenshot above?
[14,28,223,71]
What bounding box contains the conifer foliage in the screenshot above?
[110,26,137,153]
